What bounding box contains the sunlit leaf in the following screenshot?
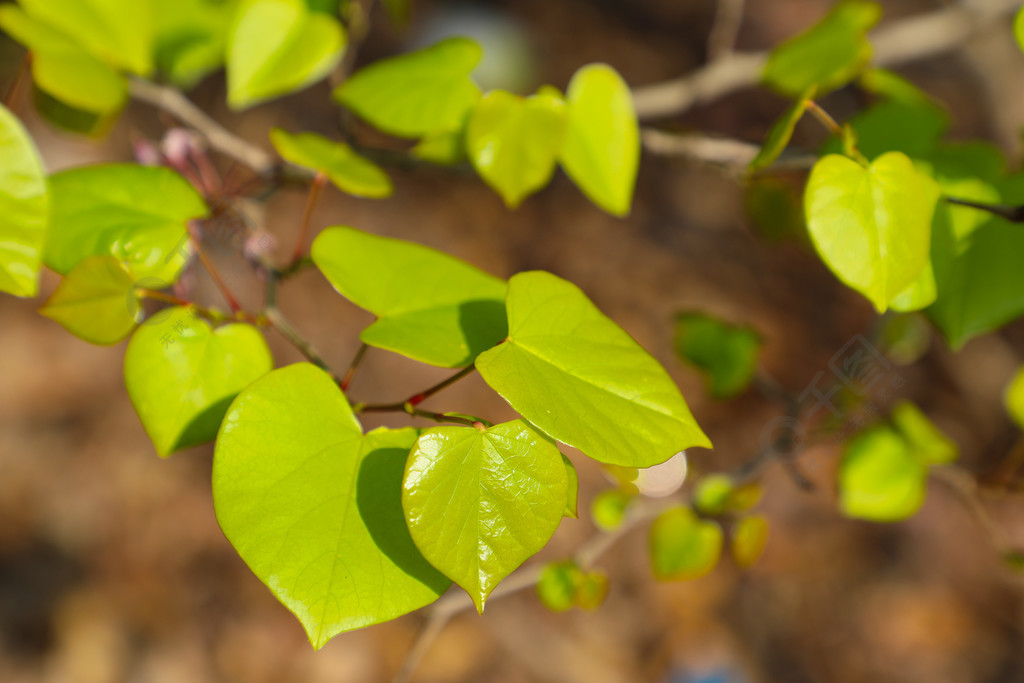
[649,507,722,581]
[45,164,206,282]
[536,561,582,612]
[403,419,567,612]
[731,515,769,569]
[891,401,957,465]
[40,256,139,345]
[466,89,567,208]
[334,37,482,138]
[227,0,346,110]
[0,103,48,297]
[1005,368,1024,430]
[750,86,815,172]
[154,0,236,88]
[804,152,939,312]
[559,64,639,217]
[591,489,633,531]
[214,364,450,647]
[311,226,507,367]
[838,426,926,522]
[692,474,734,516]
[270,128,392,198]
[125,307,273,456]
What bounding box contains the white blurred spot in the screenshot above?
[634,451,688,498]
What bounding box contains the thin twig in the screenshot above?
[631,0,1021,119]
[945,197,1024,223]
[640,128,816,172]
[341,343,369,391]
[930,466,1010,552]
[264,308,335,374]
[356,366,479,412]
[193,240,242,312]
[293,171,327,263]
[707,0,746,62]
[128,77,278,174]
[4,52,30,108]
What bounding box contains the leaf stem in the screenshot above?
[340,343,368,391]
[409,365,477,406]
[4,52,30,109]
[945,197,1024,223]
[293,171,327,264]
[354,365,479,414]
[264,308,334,374]
[193,238,243,312]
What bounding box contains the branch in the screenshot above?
[632,0,1021,120]
[707,0,746,62]
[128,77,277,174]
[640,128,815,171]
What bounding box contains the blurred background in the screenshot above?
[3,0,1024,681]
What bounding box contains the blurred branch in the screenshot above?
[632,0,1021,120]
[707,0,746,62]
[128,77,278,175]
[641,128,815,172]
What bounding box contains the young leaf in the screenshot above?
[536,561,584,612]
[0,6,127,115]
[591,489,633,531]
[466,89,567,208]
[311,226,507,367]
[574,570,609,610]
[124,307,273,456]
[0,103,48,298]
[692,474,735,516]
[227,0,346,110]
[45,164,207,282]
[412,127,467,165]
[731,515,769,569]
[270,128,392,198]
[1007,368,1024,430]
[838,426,926,522]
[476,271,712,467]
[1016,4,1024,55]
[39,256,139,345]
[804,152,939,312]
[402,419,568,613]
[559,64,639,217]
[891,401,957,465]
[563,453,579,518]
[214,364,451,647]
[154,0,235,88]
[15,0,153,75]
[649,507,723,581]
[673,313,761,399]
[819,99,948,161]
[334,37,482,138]
[749,86,816,172]
[763,0,881,96]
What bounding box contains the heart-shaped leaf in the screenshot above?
[466,89,567,208]
[649,506,722,581]
[40,255,139,345]
[673,312,761,399]
[0,103,48,298]
[0,6,127,114]
[804,152,939,312]
[45,164,207,283]
[334,37,482,138]
[227,0,346,110]
[311,226,507,367]
[214,364,451,648]
[269,128,392,198]
[402,419,568,612]
[838,426,927,522]
[124,307,273,456]
[559,64,639,217]
[476,271,711,467]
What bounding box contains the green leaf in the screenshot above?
[269,128,392,198]
[124,307,273,456]
[214,364,450,647]
[476,271,711,467]
[31,87,117,137]
[334,37,482,138]
[559,64,639,217]
[926,174,1024,348]
[859,68,938,106]
[838,426,926,522]
[466,89,567,208]
[1016,4,1024,55]
[763,0,881,97]
[731,515,769,569]
[574,570,609,610]
[891,401,957,465]
[673,312,761,399]
[0,6,127,115]
[39,256,139,345]
[821,100,949,161]
[227,0,346,110]
[311,226,507,367]
[45,164,207,282]
[1008,368,1024,430]
[591,489,633,531]
[0,103,47,298]
[402,419,567,613]
[562,453,579,519]
[649,507,722,581]
[411,127,467,165]
[692,474,734,516]
[16,0,154,75]
[749,86,816,172]
[536,561,583,612]
[804,152,939,312]
[154,0,236,89]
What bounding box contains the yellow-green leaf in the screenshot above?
[0,103,48,297]
[270,128,392,198]
[40,256,139,345]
